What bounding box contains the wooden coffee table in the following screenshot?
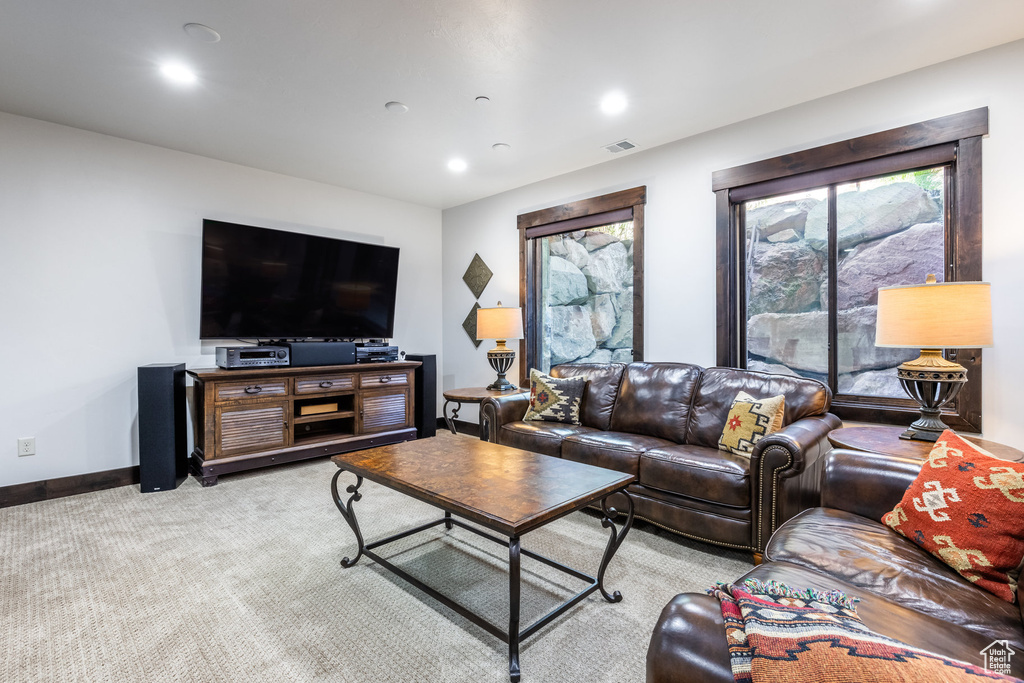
[330,437,635,682]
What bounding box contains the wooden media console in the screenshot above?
[188,361,420,486]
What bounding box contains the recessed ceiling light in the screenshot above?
[475,96,490,103]
[447,158,468,173]
[160,62,197,85]
[183,23,221,43]
[600,91,628,116]
[384,101,409,113]
[492,143,511,151]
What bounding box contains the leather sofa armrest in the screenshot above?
[749,413,842,552]
[479,393,531,443]
[820,448,923,522]
[647,593,733,683]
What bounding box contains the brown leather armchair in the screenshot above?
[647,448,1024,682]
[480,362,840,556]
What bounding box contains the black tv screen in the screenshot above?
[200,220,400,340]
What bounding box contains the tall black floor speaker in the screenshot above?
[138,363,188,493]
[405,354,436,438]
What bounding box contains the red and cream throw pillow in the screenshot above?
[882,429,1024,603]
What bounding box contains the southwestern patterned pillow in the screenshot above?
[883,429,1024,603]
[718,391,786,456]
[522,369,586,425]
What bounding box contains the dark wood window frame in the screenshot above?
[517,186,647,387]
[713,108,988,432]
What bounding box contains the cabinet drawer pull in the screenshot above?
[244,385,263,395]
[319,380,334,388]
[379,376,391,383]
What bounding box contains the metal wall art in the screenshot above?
[462,253,493,300]
[462,302,482,348]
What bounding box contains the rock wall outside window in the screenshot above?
[745,177,944,398]
[540,224,634,371]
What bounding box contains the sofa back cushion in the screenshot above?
[609,362,703,443]
[686,367,831,449]
[550,363,626,430]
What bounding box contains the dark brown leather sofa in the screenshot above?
[647,447,1024,682]
[480,362,840,555]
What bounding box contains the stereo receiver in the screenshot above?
[355,345,399,363]
[216,346,290,369]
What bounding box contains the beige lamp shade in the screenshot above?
[876,277,992,349]
[477,304,524,341]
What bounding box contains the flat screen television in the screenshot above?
[199,219,400,340]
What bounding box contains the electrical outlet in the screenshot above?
[18,437,35,457]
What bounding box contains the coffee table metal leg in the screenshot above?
[331,469,365,568]
[597,490,634,603]
[442,399,461,434]
[444,510,453,530]
[508,535,522,683]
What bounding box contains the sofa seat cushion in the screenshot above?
[498,421,597,458]
[631,486,752,549]
[562,431,673,476]
[738,561,1024,679]
[766,507,1024,650]
[640,444,751,508]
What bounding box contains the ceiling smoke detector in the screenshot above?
[603,139,637,154]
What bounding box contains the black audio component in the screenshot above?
[285,341,356,367]
[355,345,399,363]
[138,363,188,493]
[406,354,436,438]
[216,346,289,369]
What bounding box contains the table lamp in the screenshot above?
[477,302,524,391]
[875,274,992,442]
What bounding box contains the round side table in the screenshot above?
[828,426,1024,462]
[443,387,529,439]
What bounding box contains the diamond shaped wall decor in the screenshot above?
[462,253,492,300]
[462,303,482,347]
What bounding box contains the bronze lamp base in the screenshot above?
[896,349,967,442]
[486,340,517,392]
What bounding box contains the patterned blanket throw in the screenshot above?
[708,579,1022,683]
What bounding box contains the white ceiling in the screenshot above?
[2,0,1023,210]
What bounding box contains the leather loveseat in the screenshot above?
[646,447,1024,682]
[480,362,840,556]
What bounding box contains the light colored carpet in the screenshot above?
[1,433,752,682]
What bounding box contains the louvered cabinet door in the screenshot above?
[357,389,411,434]
[214,401,290,457]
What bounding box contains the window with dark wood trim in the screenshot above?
[714,108,987,432]
[517,187,646,387]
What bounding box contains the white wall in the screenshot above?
[442,39,1024,446]
[0,112,442,487]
